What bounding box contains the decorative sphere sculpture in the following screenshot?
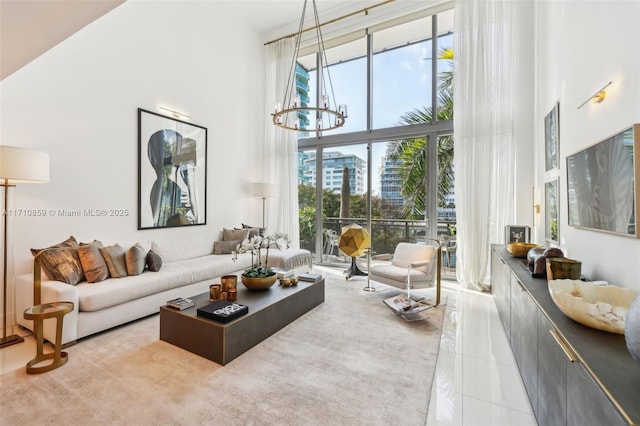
[338,224,371,258]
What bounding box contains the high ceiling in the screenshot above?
[0,0,125,81]
[0,0,443,81]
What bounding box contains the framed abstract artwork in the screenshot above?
[545,102,560,172]
[138,108,207,229]
[545,178,559,244]
[566,124,639,238]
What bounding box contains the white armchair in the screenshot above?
[368,240,441,305]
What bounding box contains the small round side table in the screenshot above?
[23,301,74,374]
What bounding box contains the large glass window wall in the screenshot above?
[296,7,456,278]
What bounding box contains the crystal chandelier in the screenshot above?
[272,0,347,132]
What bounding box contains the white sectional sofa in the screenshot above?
[15,235,312,346]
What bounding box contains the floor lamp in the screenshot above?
[0,146,50,348]
[249,182,277,230]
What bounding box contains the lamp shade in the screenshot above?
[0,146,49,184]
[249,182,277,198]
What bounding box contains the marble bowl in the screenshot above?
[548,279,638,334]
[506,242,540,258]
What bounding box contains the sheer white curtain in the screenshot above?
[263,39,300,247]
[454,0,516,290]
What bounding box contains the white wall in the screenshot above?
[533,0,640,290]
[513,1,535,227]
[0,1,267,275]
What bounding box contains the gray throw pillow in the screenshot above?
[78,241,110,283]
[126,243,146,276]
[213,240,241,255]
[223,228,249,241]
[99,244,128,278]
[146,249,163,272]
[242,223,265,238]
[237,225,261,239]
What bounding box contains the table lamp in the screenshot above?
[0,146,50,348]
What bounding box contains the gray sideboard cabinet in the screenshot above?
[510,273,539,412]
[491,251,511,339]
[490,245,638,426]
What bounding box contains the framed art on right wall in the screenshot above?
[566,123,639,238]
[545,102,560,172]
[545,178,559,244]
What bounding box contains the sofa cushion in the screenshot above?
[31,236,85,285]
[368,264,432,284]
[146,249,162,272]
[76,253,254,312]
[214,240,241,254]
[99,244,128,278]
[126,243,146,276]
[78,241,110,283]
[151,234,213,263]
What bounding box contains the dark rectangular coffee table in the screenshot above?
[159,279,324,365]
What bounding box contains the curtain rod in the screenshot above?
[264,0,396,46]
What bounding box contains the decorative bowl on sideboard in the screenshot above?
[546,257,582,280]
[548,279,638,334]
[506,242,540,258]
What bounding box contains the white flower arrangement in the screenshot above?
[232,233,290,278]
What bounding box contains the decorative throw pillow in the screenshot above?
[213,240,241,255]
[223,228,249,241]
[31,236,85,285]
[78,241,110,283]
[126,243,146,276]
[237,225,261,239]
[242,223,264,238]
[146,249,162,272]
[99,244,128,278]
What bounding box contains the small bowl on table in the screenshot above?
[506,242,540,258]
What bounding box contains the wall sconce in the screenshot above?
[158,106,191,120]
[532,186,541,226]
[577,81,612,109]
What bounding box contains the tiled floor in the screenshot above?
[427,282,538,426]
[1,274,538,426]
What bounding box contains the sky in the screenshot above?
[303,32,453,196]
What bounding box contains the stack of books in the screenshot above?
[298,273,322,282]
[166,297,196,310]
[197,301,249,323]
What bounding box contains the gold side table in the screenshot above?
[23,301,74,374]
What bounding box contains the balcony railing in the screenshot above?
[301,217,457,277]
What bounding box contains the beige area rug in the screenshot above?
[1,270,445,426]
